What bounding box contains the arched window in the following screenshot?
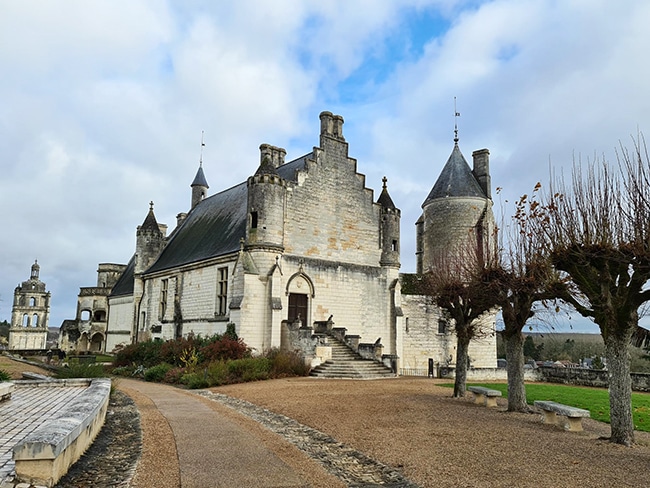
[30,297,36,307]
[22,314,29,326]
[32,314,39,327]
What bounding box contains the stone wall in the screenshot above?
[399,294,497,371]
[537,366,650,392]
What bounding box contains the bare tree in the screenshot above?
[483,186,566,411]
[531,136,650,446]
[422,240,496,398]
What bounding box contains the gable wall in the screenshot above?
[283,139,382,267]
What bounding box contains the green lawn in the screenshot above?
[446,383,650,432]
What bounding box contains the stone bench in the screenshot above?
[534,400,591,432]
[13,377,111,487]
[468,386,502,408]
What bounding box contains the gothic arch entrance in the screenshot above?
[285,270,315,326]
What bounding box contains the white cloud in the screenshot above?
[3,0,649,334]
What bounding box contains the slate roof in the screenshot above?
[191,165,209,188]
[109,255,136,297]
[377,177,396,209]
[146,182,248,274]
[423,143,486,206]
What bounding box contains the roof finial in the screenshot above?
[454,97,460,144]
[149,201,154,211]
[199,130,205,167]
[382,176,388,189]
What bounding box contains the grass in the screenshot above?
[445,382,650,432]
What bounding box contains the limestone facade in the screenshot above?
[101,111,496,371]
[8,261,50,350]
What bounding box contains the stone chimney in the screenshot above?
[472,148,491,199]
[259,144,286,168]
[319,111,345,141]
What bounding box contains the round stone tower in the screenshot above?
[417,142,494,274]
[246,144,287,251]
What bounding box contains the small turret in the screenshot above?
[378,177,401,268]
[135,202,166,274]
[191,163,209,209]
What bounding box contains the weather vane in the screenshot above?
[199,130,205,167]
[454,97,460,144]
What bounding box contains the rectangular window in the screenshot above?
[438,319,448,334]
[217,267,228,316]
[160,279,168,320]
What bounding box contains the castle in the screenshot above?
[60,111,497,372]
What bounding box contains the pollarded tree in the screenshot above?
[482,187,567,412]
[532,136,650,446]
[422,240,496,398]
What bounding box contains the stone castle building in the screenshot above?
[70,111,496,372]
[59,263,127,352]
[8,261,50,350]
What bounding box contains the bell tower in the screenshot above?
[8,260,51,350]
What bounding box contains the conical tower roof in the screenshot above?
[377,176,396,209]
[140,201,161,233]
[191,165,209,188]
[422,143,485,206]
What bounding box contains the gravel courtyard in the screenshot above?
[212,377,650,488]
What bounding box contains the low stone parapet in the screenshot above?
[12,377,111,487]
[0,381,14,402]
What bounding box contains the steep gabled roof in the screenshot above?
[109,255,136,297]
[146,182,248,274]
[423,144,485,206]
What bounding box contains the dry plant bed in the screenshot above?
[216,377,650,488]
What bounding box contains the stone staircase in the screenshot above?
[309,336,396,379]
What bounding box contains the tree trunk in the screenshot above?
[605,334,634,446]
[505,331,528,412]
[454,334,470,397]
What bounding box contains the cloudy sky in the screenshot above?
[2,0,650,334]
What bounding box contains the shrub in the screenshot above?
[56,363,106,379]
[160,334,205,367]
[163,367,186,384]
[110,365,137,377]
[227,357,271,383]
[144,363,173,382]
[266,348,311,378]
[205,361,229,386]
[0,369,10,382]
[201,337,250,362]
[113,341,162,368]
[180,372,209,389]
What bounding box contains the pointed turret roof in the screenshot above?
[191,164,209,188]
[377,176,396,209]
[140,201,161,233]
[422,143,485,206]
